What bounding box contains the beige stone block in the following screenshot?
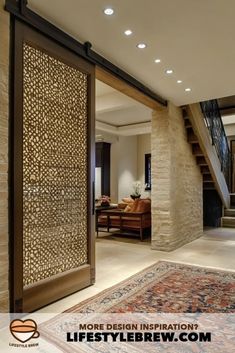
[0,137,8,152]
[0,264,8,294]
[0,219,8,230]
[0,172,7,182]
[0,211,8,225]
[0,191,8,201]
[0,41,9,67]
[0,103,8,120]
[0,271,8,291]
[0,152,7,164]
[0,243,8,256]
[0,290,9,313]
[0,181,7,192]
[0,163,8,173]
[0,66,8,88]
[0,48,9,68]
[0,13,9,31]
[0,85,9,108]
[0,118,8,131]
[0,139,8,150]
[152,203,171,213]
[0,199,7,209]
[0,224,8,241]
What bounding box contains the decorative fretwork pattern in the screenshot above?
[23,43,88,286]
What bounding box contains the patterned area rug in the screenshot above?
[39,262,235,353]
[66,261,235,313]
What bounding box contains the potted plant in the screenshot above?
[130,181,141,200]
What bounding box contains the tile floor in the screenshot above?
[37,227,235,313]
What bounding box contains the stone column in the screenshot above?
[0,1,9,312]
[151,102,203,251]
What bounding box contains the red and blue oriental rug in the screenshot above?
[66,261,235,313]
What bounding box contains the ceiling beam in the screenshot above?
[96,67,164,111]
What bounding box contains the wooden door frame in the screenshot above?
[10,19,95,312]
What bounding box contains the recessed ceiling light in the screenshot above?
[154,59,161,63]
[165,69,173,74]
[177,80,182,83]
[137,43,147,49]
[104,8,114,15]
[124,29,132,36]
[185,88,192,92]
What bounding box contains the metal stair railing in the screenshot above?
[200,99,231,190]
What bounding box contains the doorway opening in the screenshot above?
[95,78,152,246]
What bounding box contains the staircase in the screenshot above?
[222,194,235,228]
[182,103,230,209]
[182,102,235,229]
[183,109,215,190]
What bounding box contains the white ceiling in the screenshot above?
[96,80,151,127]
[222,115,235,125]
[96,80,116,97]
[28,0,235,106]
[96,80,152,139]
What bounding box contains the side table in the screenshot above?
[95,204,118,237]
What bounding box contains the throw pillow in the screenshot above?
[122,197,134,204]
[124,199,139,212]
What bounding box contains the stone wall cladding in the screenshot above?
[0,0,9,312]
[151,103,203,251]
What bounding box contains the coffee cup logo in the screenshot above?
[10,319,40,343]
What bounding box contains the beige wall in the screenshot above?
[110,134,151,203]
[0,1,9,312]
[224,124,235,138]
[117,136,138,202]
[137,134,151,198]
[151,103,203,251]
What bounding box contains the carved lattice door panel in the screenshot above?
[12,21,95,312]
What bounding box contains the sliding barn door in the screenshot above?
[12,21,95,312]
